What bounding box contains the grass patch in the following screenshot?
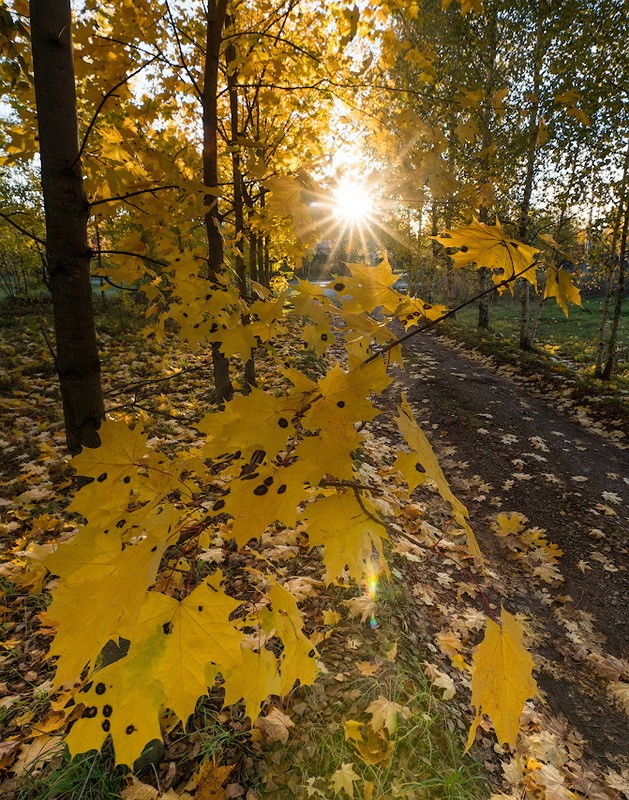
[15,747,126,800]
[446,297,628,390]
[258,580,488,800]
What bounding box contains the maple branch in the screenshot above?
[91,274,136,292]
[92,250,168,267]
[0,210,46,245]
[75,55,160,163]
[164,0,203,101]
[320,480,383,495]
[222,30,321,64]
[364,262,538,364]
[103,365,205,397]
[89,185,180,208]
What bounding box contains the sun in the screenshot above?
[333,180,374,225]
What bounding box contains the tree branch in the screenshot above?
[0,210,45,245]
[75,55,159,163]
[89,184,180,208]
[364,262,538,364]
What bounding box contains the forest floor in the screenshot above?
[0,303,627,800]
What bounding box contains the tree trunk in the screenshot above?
[203,0,232,402]
[225,20,255,388]
[601,202,629,380]
[30,0,104,453]
[518,3,544,351]
[595,140,629,377]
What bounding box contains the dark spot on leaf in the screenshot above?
[151,546,157,552]
[277,484,287,494]
[97,473,107,483]
[321,333,328,341]
[337,400,346,408]
[233,451,241,460]
[103,705,113,717]
[82,706,98,719]
[64,698,76,709]
[278,417,288,428]
[102,720,111,732]
[459,246,468,252]
[253,484,268,496]
[213,498,225,511]
[198,605,203,612]
[210,323,218,333]
[163,622,173,635]
[95,683,106,695]
[263,476,274,486]
[126,725,136,735]
[81,682,93,694]
[123,476,131,484]
[334,283,345,292]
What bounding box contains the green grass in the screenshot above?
[15,748,126,800]
[258,579,488,800]
[448,297,627,377]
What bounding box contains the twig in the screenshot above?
[0,210,45,245]
[364,261,537,364]
[89,185,179,208]
[93,250,168,267]
[75,56,159,163]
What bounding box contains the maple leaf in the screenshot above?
[222,647,281,721]
[395,394,481,557]
[198,387,298,461]
[365,695,411,735]
[220,461,313,546]
[143,575,244,722]
[69,420,179,526]
[303,493,387,582]
[46,532,167,688]
[254,707,295,743]
[330,763,361,798]
[260,582,318,694]
[65,622,167,766]
[544,267,582,315]
[466,609,538,750]
[432,219,539,285]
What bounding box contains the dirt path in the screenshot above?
[400,333,628,767]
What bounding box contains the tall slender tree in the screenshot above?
[30,0,104,452]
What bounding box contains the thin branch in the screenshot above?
[164,0,204,101]
[89,184,180,208]
[75,55,159,163]
[103,365,206,397]
[364,262,538,364]
[91,274,136,292]
[93,250,168,267]
[0,210,45,245]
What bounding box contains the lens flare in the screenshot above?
[333,180,374,225]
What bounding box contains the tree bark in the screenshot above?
[226,19,255,388]
[30,0,104,453]
[595,140,629,377]
[518,2,544,351]
[601,202,629,380]
[203,0,232,402]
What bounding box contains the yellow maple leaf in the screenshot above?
[303,493,387,582]
[433,219,539,285]
[222,647,281,721]
[331,762,361,798]
[543,267,582,316]
[365,695,411,734]
[198,387,298,461]
[47,532,167,688]
[466,609,538,750]
[220,461,313,546]
[395,395,481,557]
[69,420,179,526]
